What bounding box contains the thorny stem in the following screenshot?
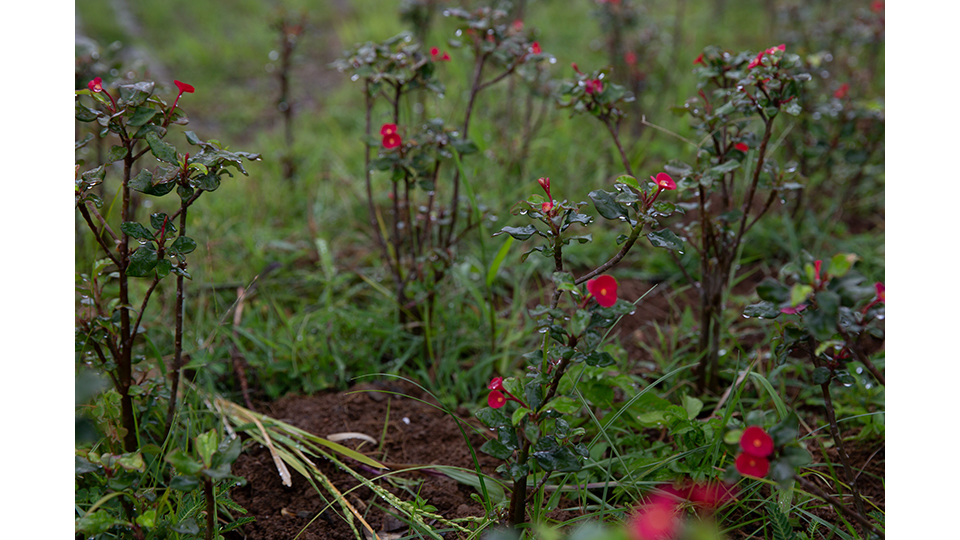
[794,474,884,538]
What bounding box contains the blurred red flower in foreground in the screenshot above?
[834,83,850,99]
[628,499,679,540]
[587,275,618,307]
[585,79,603,94]
[740,426,774,457]
[530,42,541,54]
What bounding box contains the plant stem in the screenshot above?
[119,147,137,452]
[794,474,883,538]
[163,199,189,442]
[810,348,866,518]
[508,440,530,526]
[204,477,215,540]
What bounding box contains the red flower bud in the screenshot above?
[174,80,195,94]
[735,142,749,152]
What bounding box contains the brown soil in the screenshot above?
[228,379,502,539]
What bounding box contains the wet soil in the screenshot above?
[228,379,502,539]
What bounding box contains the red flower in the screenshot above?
[585,78,603,94]
[625,51,638,66]
[382,133,402,149]
[512,19,524,32]
[174,80,195,94]
[870,1,884,13]
[487,377,504,391]
[735,453,770,478]
[834,83,850,99]
[628,501,679,540]
[740,426,774,457]
[587,275,618,307]
[87,77,103,93]
[380,123,398,136]
[530,42,541,54]
[651,172,676,190]
[488,390,507,409]
[735,142,749,152]
[693,53,704,66]
[441,52,451,61]
[875,282,885,302]
[780,304,807,315]
[541,201,554,214]
[430,47,450,61]
[814,259,822,284]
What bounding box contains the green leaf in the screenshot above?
[170,236,197,255]
[171,518,200,534]
[145,131,179,164]
[494,225,539,241]
[747,372,789,421]
[826,253,857,280]
[588,189,627,220]
[585,351,615,367]
[121,222,154,241]
[128,106,158,127]
[195,173,221,191]
[479,439,513,460]
[450,138,479,155]
[126,246,159,278]
[511,407,531,426]
[76,510,124,535]
[116,452,145,471]
[647,229,684,251]
[708,159,741,176]
[783,101,802,116]
[476,407,509,428]
[743,301,781,319]
[789,284,813,306]
[213,436,243,468]
[615,175,640,190]
[543,396,580,415]
[681,395,703,420]
[552,271,577,292]
[724,429,743,445]
[165,449,203,475]
[150,213,173,232]
[757,278,789,303]
[195,429,218,468]
[107,145,128,163]
[135,509,156,528]
[184,130,202,145]
[486,236,513,287]
[130,168,176,197]
[812,367,832,385]
[117,81,154,107]
[532,437,581,472]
